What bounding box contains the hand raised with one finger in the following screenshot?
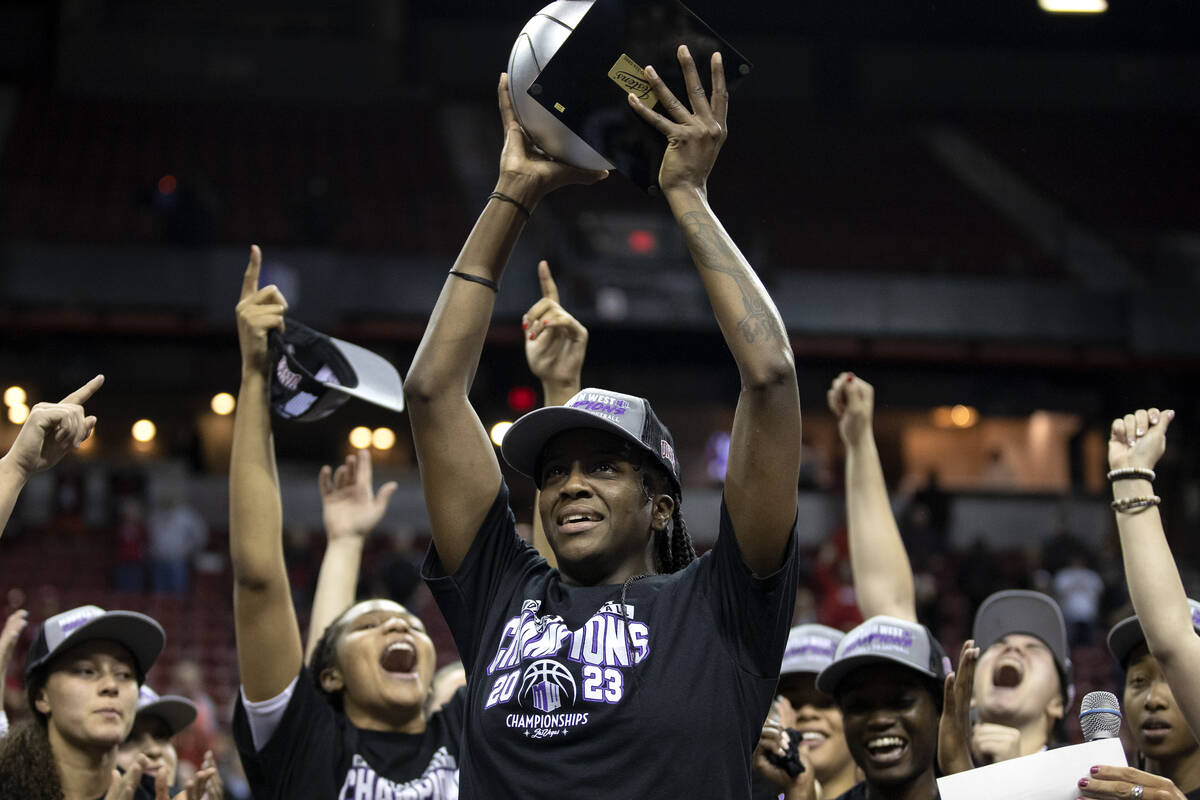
[1,374,104,481]
[523,260,588,404]
[235,245,289,375]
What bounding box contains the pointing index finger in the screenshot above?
[241,244,262,301]
[537,260,559,303]
[60,374,105,405]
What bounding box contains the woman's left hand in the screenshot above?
[1079,765,1187,800]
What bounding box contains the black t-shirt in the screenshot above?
[751,771,785,800]
[1186,788,1200,800]
[833,782,939,800]
[423,481,799,800]
[232,667,464,799]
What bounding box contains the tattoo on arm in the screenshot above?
[679,211,780,344]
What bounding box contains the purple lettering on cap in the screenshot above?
[276,357,301,391]
[786,638,837,659]
[843,626,916,656]
[660,440,676,472]
[59,610,100,636]
[1192,607,1200,628]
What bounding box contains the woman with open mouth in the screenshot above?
[404,46,802,799]
[228,250,463,798]
[815,616,949,800]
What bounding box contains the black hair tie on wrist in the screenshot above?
[488,190,532,219]
[448,269,500,293]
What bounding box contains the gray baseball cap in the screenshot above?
[973,590,1074,707]
[781,624,844,677]
[1107,598,1200,668]
[134,686,198,737]
[25,605,164,681]
[501,387,680,493]
[816,615,950,695]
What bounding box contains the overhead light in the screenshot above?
[131,419,157,443]
[490,421,513,447]
[210,392,236,416]
[8,403,30,424]
[349,426,373,449]
[371,427,396,451]
[1039,0,1107,13]
[3,386,26,407]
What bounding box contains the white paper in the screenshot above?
[937,738,1128,800]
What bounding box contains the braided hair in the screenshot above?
[309,609,353,712]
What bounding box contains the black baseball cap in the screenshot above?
[501,387,680,493]
[268,319,404,422]
[25,605,164,682]
[526,0,752,192]
[1107,598,1200,668]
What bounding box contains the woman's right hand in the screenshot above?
[235,245,288,376]
[827,372,875,447]
[495,73,608,206]
[1109,407,1173,472]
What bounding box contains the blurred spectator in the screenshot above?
[1054,553,1104,646]
[168,659,219,776]
[148,493,208,595]
[113,497,149,592]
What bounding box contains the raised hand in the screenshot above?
[319,449,398,542]
[523,260,588,406]
[1109,407,1174,472]
[0,609,28,681]
[174,750,222,799]
[938,639,980,776]
[1079,765,1188,800]
[628,45,728,195]
[105,755,148,800]
[497,74,608,203]
[235,245,288,376]
[0,374,104,481]
[826,372,874,447]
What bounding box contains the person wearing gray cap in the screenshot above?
[0,605,217,799]
[754,624,858,800]
[405,49,801,799]
[116,686,221,798]
[827,372,1072,765]
[814,616,950,800]
[1074,406,1200,800]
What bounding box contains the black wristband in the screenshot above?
[488,190,532,219]
[448,269,500,293]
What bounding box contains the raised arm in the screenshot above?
[229,245,303,702]
[523,260,588,565]
[403,75,606,574]
[0,375,103,535]
[826,372,917,621]
[1108,407,1200,736]
[630,46,800,575]
[304,449,398,663]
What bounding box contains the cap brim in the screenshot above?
[32,611,164,678]
[326,335,405,414]
[501,404,648,481]
[1106,615,1144,667]
[816,652,938,696]
[138,695,198,736]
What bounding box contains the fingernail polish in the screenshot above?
[529,332,536,340]
[1090,766,1099,774]
[521,320,528,330]
[1078,778,1088,788]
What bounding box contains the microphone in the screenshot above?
[1079,691,1122,741]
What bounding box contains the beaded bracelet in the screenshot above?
[1111,495,1161,513]
[1107,467,1156,482]
[488,190,532,219]
[448,270,500,293]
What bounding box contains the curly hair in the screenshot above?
[0,683,65,800]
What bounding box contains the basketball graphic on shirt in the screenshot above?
[519,659,576,713]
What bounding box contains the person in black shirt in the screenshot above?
[228,249,463,798]
[405,47,801,799]
[816,616,949,800]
